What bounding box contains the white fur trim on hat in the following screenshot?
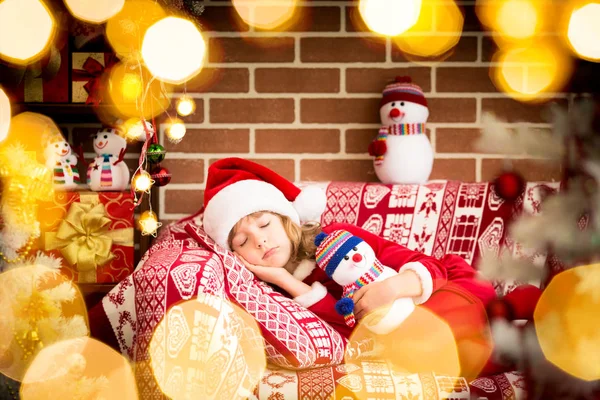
[294,185,327,223]
[294,281,327,308]
[203,179,300,249]
[399,261,433,304]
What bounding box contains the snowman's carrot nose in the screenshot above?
[352,253,362,262]
[389,108,402,118]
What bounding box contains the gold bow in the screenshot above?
[44,194,133,282]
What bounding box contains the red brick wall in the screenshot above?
[93,1,568,222]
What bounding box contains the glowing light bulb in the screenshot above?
[142,17,206,84]
[138,210,161,236]
[166,120,186,143]
[0,88,10,143]
[567,2,600,61]
[133,170,153,193]
[176,96,196,117]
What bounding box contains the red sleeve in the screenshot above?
[323,223,449,294]
[307,291,354,340]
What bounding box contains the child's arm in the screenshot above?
[323,223,449,304]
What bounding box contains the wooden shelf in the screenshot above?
[12,103,113,124]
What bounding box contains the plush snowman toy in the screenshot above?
[369,76,433,184]
[87,127,129,191]
[43,135,81,190]
[314,230,415,335]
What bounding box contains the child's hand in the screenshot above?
[234,252,291,286]
[353,279,397,321]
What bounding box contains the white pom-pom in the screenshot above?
[293,185,327,223]
[124,119,155,142]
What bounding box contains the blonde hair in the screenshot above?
[227,211,321,264]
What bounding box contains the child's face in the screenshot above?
[230,213,292,268]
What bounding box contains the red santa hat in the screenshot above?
[380,76,428,108]
[202,157,327,249]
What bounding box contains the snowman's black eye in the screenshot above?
[93,135,97,139]
[391,102,395,107]
[54,144,58,148]
[64,143,68,147]
[353,247,357,251]
[103,135,108,139]
[400,102,405,106]
[344,255,349,261]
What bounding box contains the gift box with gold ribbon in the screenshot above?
[38,191,135,283]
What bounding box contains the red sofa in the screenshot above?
[89,180,562,400]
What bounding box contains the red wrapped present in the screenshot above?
[38,191,135,283]
[71,52,118,105]
[12,44,70,103]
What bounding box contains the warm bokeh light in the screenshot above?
[106,0,166,60]
[133,170,153,193]
[534,263,600,381]
[176,96,196,117]
[20,337,137,399]
[567,2,600,61]
[476,0,549,45]
[393,0,463,59]
[0,111,64,163]
[0,88,10,143]
[233,0,298,30]
[108,61,172,119]
[0,265,89,381]
[0,0,55,64]
[166,119,187,143]
[64,0,125,24]
[496,0,538,40]
[359,0,422,36]
[142,17,206,84]
[492,41,572,103]
[123,118,154,142]
[348,306,463,377]
[149,294,266,400]
[138,210,160,236]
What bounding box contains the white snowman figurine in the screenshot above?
[368,76,433,184]
[43,132,81,190]
[314,230,415,335]
[87,127,129,191]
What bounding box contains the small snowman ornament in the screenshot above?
[314,230,415,335]
[87,126,129,191]
[42,131,81,190]
[369,76,433,184]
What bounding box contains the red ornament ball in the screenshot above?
[493,171,525,201]
[150,166,171,187]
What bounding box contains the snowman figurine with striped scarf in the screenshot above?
[314,229,415,335]
[87,127,129,191]
[43,133,81,190]
[368,76,433,184]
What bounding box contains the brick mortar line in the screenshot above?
[170,92,567,99]
[162,153,555,160]
[207,62,566,67]
[204,32,562,38]
[65,123,553,129]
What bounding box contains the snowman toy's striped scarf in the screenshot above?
[374,123,426,164]
[100,154,113,187]
[340,258,386,327]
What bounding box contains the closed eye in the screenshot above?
[239,238,247,247]
[260,222,270,228]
